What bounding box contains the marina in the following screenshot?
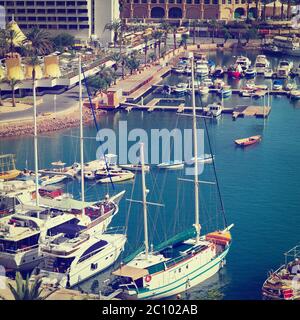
[1,13,300,303]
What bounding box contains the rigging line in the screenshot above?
[199,96,228,228]
[81,63,115,190]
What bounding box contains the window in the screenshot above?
[91,263,98,270]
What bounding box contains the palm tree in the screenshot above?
[152,30,163,58]
[26,28,53,55]
[8,272,44,300]
[125,56,140,75]
[169,25,178,51]
[104,20,121,48]
[110,52,121,73]
[142,34,150,65]
[5,78,21,107]
[190,20,199,45]
[208,19,218,43]
[180,34,189,49]
[160,22,171,50]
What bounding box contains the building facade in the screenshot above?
[120,0,262,21]
[1,0,119,42]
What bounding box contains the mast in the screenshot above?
[33,69,39,206]
[140,143,149,259]
[79,55,85,215]
[190,52,201,243]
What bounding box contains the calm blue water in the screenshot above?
[1,50,300,300]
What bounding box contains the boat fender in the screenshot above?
[145,275,152,283]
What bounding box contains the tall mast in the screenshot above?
[79,55,85,215]
[190,52,201,243]
[140,143,149,259]
[33,71,39,206]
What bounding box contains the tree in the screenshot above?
[148,52,156,63]
[26,28,53,55]
[51,33,75,51]
[142,34,150,65]
[222,27,232,44]
[208,19,218,43]
[159,22,171,49]
[180,34,189,49]
[5,78,21,107]
[169,25,178,50]
[104,20,121,48]
[190,20,199,45]
[110,52,121,72]
[8,272,44,300]
[125,56,140,75]
[245,27,259,43]
[152,30,163,58]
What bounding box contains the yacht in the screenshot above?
[277,60,293,78]
[173,83,189,95]
[245,68,257,78]
[32,228,126,288]
[195,63,209,78]
[205,103,223,118]
[0,206,84,271]
[235,56,251,71]
[254,55,270,74]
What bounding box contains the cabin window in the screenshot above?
[78,240,108,263]
[91,263,98,270]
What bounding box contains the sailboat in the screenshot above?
[110,53,233,300]
[0,154,20,181]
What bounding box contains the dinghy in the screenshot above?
[157,161,184,169]
[235,135,262,147]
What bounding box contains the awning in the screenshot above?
[112,265,148,281]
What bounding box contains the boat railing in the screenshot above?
[105,226,126,235]
[3,243,39,254]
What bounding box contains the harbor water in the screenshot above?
[1,50,300,300]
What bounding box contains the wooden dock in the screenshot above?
[231,105,271,120]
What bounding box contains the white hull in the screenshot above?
[39,235,126,288]
[0,247,43,271]
[125,246,229,300]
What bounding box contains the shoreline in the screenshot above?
[0,105,106,138]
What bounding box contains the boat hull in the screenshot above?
[126,247,229,300]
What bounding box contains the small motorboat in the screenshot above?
[227,64,243,79]
[185,66,192,75]
[205,103,223,117]
[264,68,274,78]
[97,171,135,183]
[236,56,251,71]
[174,83,188,95]
[219,86,232,98]
[214,79,225,89]
[245,68,257,78]
[119,164,150,172]
[290,90,300,99]
[273,79,283,91]
[201,78,213,88]
[212,66,224,78]
[188,154,214,164]
[235,135,262,147]
[195,63,209,78]
[254,55,270,74]
[240,89,255,97]
[284,81,297,91]
[198,86,209,95]
[40,175,66,186]
[175,65,185,74]
[157,161,184,169]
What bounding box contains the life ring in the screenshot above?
[145,275,152,283]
